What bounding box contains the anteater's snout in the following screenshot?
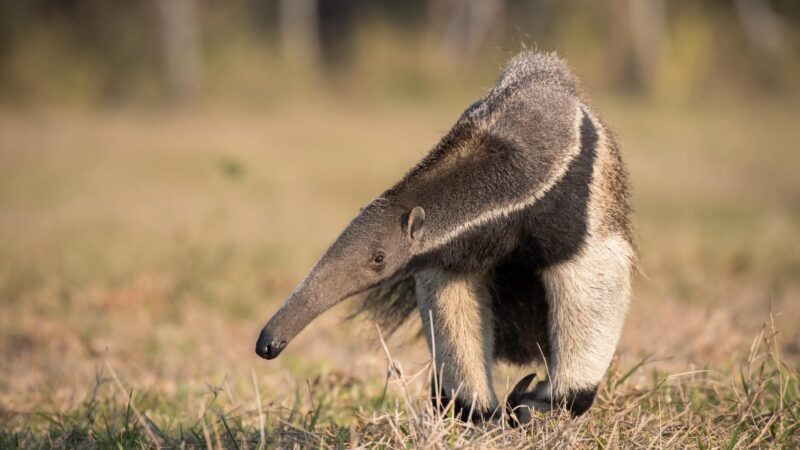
[255,331,287,360]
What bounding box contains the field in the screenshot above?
[1,95,799,448]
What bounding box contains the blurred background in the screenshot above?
[1,0,799,104]
[1,0,799,428]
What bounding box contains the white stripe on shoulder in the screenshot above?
[421,102,588,253]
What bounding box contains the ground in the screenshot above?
[0,96,798,448]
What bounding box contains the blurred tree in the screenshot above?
[279,0,320,67]
[430,0,505,64]
[318,0,356,71]
[278,0,356,72]
[627,0,670,91]
[734,0,788,53]
[155,0,201,99]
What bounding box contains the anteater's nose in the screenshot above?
[255,331,287,360]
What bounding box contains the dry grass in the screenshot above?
[0,96,798,448]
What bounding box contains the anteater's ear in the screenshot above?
[406,206,425,241]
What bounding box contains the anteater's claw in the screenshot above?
[510,373,537,397]
[506,373,551,426]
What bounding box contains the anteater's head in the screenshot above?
[256,202,425,359]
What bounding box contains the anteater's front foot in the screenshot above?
[505,373,552,426]
[506,373,599,425]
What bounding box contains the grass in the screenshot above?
[0,96,798,448]
[2,320,797,448]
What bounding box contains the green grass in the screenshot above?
[0,97,798,448]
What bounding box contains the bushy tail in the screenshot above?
[349,276,418,336]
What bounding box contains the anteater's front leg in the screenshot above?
[415,269,497,421]
[507,234,633,423]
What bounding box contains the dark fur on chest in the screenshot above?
[490,252,551,365]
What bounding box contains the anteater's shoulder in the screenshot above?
[461,52,582,130]
[458,51,582,147]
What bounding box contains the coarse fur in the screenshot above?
[257,51,634,422]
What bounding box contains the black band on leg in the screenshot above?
[559,385,598,417]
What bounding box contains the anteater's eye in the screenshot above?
[370,252,386,271]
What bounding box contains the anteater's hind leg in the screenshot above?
[507,234,633,422]
[415,269,497,421]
